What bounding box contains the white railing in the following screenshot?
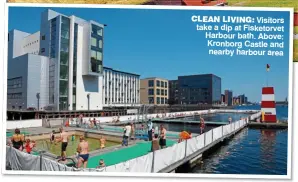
[6,117,249,172]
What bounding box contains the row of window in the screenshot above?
[148,97,168,104]
[104,71,139,79]
[148,80,168,88]
[30,51,39,55]
[7,93,22,99]
[148,88,168,96]
[104,98,138,103]
[7,77,22,90]
[23,40,39,48]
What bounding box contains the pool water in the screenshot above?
[35,135,120,156]
[177,113,251,123]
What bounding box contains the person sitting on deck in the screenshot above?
[178,131,192,143]
[151,134,160,152]
[11,129,25,151]
[96,159,106,169]
[100,136,106,149]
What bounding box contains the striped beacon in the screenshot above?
[261,87,277,123]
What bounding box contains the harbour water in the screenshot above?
[189,105,288,175]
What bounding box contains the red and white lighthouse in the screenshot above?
[261,87,277,123]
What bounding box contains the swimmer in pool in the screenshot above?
[100,136,106,149]
[71,134,75,141]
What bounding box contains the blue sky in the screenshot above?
[8,7,291,102]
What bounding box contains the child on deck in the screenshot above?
[24,139,36,154]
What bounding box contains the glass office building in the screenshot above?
[177,74,221,105]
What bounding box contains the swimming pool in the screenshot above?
[35,135,120,157]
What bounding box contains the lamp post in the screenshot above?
[87,93,90,110]
[36,93,40,111]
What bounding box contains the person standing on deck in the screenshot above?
[228,116,232,124]
[57,128,69,161]
[11,128,25,151]
[122,123,131,146]
[151,134,160,152]
[200,116,205,134]
[159,125,167,149]
[77,136,89,168]
[130,123,135,140]
[147,119,153,141]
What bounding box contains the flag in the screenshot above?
[266,64,270,72]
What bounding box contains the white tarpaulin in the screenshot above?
[6,146,41,171]
[153,142,185,172]
[212,126,222,142]
[223,124,231,136]
[205,130,213,146]
[235,121,240,130]
[127,153,153,172]
[186,135,204,156]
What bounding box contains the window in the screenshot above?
[157,89,160,95]
[91,37,97,47]
[165,82,167,88]
[92,24,103,36]
[165,90,167,96]
[161,98,164,104]
[96,52,102,61]
[41,48,45,53]
[157,80,160,87]
[148,80,154,87]
[98,40,103,48]
[148,97,154,104]
[165,98,168,104]
[161,81,164,87]
[148,89,154,95]
[42,35,45,40]
[157,97,160,104]
[161,89,164,96]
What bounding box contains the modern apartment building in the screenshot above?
[224,90,233,106]
[140,78,169,105]
[7,9,106,111]
[177,74,221,105]
[103,67,140,107]
[169,80,179,105]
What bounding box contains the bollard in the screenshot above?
[151,151,155,173]
[222,126,224,137]
[204,133,206,147]
[40,152,43,171]
[184,140,187,158]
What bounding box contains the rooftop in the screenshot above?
[103,67,140,77]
